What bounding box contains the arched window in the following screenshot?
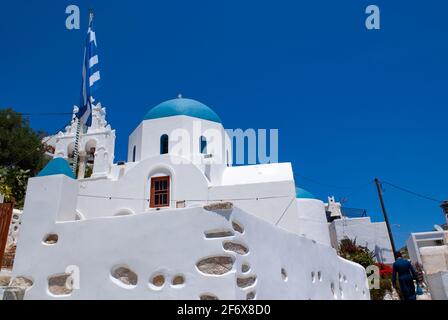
[160,134,169,154]
[200,136,207,154]
[132,146,137,162]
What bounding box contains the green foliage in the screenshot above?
[0,108,48,207]
[84,165,93,178]
[370,276,393,300]
[338,238,376,268]
[0,166,30,208]
[0,108,47,175]
[0,183,12,201]
[338,238,396,300]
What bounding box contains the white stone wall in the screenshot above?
[328,217,395,264]
[295,199,331,246]
[128,116,231,166]
[7,209,22,245]
[75,158,309,241]
[419,246,448,300]
[76,154,210,218]
[425,272,448,300]
[407,231,447,265]
[12,174,369,300]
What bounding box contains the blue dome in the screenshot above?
[38,158,75,179]
[144,98,222,123]
[295,187,315,199]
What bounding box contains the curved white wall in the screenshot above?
[12,175,369,300]
[295,199,332,246]
[77,155,210,219]
[128,116,231,167]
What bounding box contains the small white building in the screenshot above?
[10,97,370,300]
[407,228,448,300]
[326,197,395,265]
[407,229,447,265]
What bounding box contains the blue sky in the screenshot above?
[1,0,447,247]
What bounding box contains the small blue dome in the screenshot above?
[144,98,222,123]
[296,187,315,199]
[38,158,75,179]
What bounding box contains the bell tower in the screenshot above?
[50,102,116,179]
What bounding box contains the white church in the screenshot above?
[9,96,370,300]
[7,12,371,299]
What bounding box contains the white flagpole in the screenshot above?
[72,117,82,176]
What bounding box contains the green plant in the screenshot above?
[338,238,396,300]
[84,165,93,178]
[338,238,375,268]
[0,166,31,208]
[0,183,12,202]
[370,276,393,300]
[0,108,48,207]
[0,108,47,175]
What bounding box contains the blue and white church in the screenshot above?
[10,95,370,300]
[9,13,369,300]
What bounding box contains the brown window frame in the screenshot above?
[150,176,170,208]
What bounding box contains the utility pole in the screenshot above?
[374,178,398,260]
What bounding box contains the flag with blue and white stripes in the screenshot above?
[76,12,101,126]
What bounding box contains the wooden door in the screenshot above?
[0,202,14,267]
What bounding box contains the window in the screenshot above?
[160,135,169,154]
[200,136,207,154]
[150,176,170,208]
[87,147,95,164]
[132,146,137,162]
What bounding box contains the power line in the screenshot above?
[78,194,292,202]
[275,196,297,226]
[7,120,72,168]
[294,172,374,193]
[20,112,73,117]
[294,172,360,189]
[381,181,442,204]
[339,180,375,200]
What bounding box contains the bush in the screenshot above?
[338,238,396,300]
[370,276,393,300]
[338,238,375,268]
[0,166,31,208]
[0,108,48,208]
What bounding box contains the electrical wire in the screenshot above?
[20,112,73,117]
[381,181,442,204]
[275,196,297,226]
[78,194,292,202]
[294,172,373,191]
[7,120,72,168]
[339,180,375,201]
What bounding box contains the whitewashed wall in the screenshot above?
[12,174,369,300]
[128,116,231,166]
[328,217,395,264]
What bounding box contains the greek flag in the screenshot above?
[76,13,100,126]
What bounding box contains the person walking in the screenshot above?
[392,252,418,300]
